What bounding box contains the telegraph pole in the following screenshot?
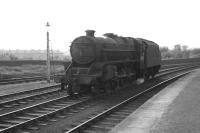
[46,22,51,83]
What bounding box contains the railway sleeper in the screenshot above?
[76,107,86,110]
[33,97,42,100]
[38,121,48,126]
[3,105,13,108]
[12,103,20,106]
[96,121,117,126]
[91,124,113,130]
[68,109,79,113]
[104,117,122,122]
[48,118,58,122]
[84,126,110,133]
[4,119,25,124]
[49,105,63,108]
[42,107,58,111]
[112,111,130,115]
[55,114,67,118]
[83,130,97,133]
[115,109,132,113]
[26,126,40,130]
[108,113,127,118]
[60,101,75,104]
[16,116,35,120]
[34,110,51,113]
[0,123,13,128]
[64,112,74,115]
[25,112,43,116]
[54,103,68,106]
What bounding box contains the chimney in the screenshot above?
[85,30,95,37]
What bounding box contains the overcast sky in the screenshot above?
[0,0,200,51]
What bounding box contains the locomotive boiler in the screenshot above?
[61,30,161,95]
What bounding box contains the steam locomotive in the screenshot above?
[61,30,161,95]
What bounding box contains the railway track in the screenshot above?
[159,63,200,76]
[0,76,47,85]
[0,95,91,133]
[0,62,194,108]
[62,65,200,133]
[66,71,190,133]
[0,63,198,133]
[0,62,191,112]
[0,89,68,113]
[0,74,63,85]
[0,63,198,113]
[0,66,196,133]
[0,84,60,102]
[161,62,200,69]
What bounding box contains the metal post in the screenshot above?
[46,22,51,83]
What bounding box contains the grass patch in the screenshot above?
[0,64,64,79]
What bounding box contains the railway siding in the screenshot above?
[0,81,58,95]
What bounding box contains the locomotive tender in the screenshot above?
[61,30,161,95]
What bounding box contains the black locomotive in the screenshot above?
[61,30,161,95]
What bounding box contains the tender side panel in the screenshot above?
[146,43,161,67]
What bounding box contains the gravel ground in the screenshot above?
[0,65,64,77]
